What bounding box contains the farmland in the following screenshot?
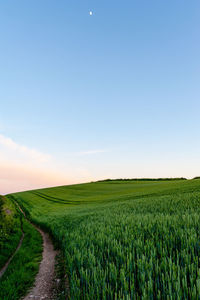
[7,178,200,299]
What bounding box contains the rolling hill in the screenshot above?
[6,178,200,299]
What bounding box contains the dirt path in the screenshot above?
[14,202,58,300]
[24,228,57,300]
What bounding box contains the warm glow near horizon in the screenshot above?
[1,131,200,194]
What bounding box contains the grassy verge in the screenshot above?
[0,195,22,269]
[0,199,42,300]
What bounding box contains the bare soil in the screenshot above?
[23,228,57,300]
[1,201,63,299]
[14,202,59,300]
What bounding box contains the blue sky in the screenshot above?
[0,1,200,193]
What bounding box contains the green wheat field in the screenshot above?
[1,178,200,299]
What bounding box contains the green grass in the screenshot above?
[0,195,22,269]
[0,197,43,300]
[10,179,200,299]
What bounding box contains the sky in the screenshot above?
[0,0,200,194]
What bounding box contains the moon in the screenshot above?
[89,11,93,16]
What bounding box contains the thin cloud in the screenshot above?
[0,134,51,162]
[0,161,73,194]
[0,134,93,194]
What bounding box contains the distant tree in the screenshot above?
[98,177,187,182]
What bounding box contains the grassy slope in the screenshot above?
[10,179,200,299]
[10,179,200,215]
[0,196,42,300]
[0,195,22,269]
[0,218,42,300]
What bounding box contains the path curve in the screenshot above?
[24,228,57,300]
[15,203,58,300]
